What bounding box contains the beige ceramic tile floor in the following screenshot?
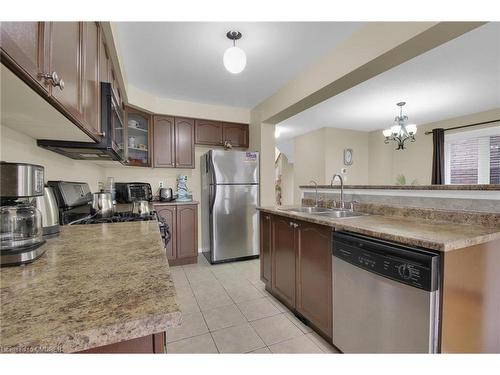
[166,255,340,354]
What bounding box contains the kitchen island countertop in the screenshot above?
[0,221,181,353]
[258,206,500,252]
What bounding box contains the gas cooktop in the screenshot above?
[70,211,157,225]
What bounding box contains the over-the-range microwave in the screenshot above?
[37,82,126,163]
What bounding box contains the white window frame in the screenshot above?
[444,126,500,185]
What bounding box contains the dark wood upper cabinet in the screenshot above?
[125,106,152,167]
[194,120,249,148]
[175,117,195,169]
[155,206,176,261]
[295,220,333,339]
[0,22,49,92]
[176,205,198,260]
[260,213,272,285]
[153,115,175,168]
[48,22,83,122]
[99,34,110,84]
[271,215,296,309]
[1,21,123,142]
[222,122,249,148]
[82,22,100,135]
[195,119,223,145]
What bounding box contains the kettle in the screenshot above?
[90,191,115,218]
[132,200,152,217]
[33,186,60,238]
[159,188,174,202]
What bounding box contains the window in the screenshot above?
[445,126,500,185]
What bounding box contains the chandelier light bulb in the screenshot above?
[391,125,401,135]
[406,124,417,135]
[383,129,392,137]
[223,46,247,74]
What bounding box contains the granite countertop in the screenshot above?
[115,201,199,213]
[0,221,181,353]
[258,206,500,252]
[299,184,500,191]
[152,200,199,206]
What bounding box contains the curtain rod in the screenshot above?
[424,119,500,135]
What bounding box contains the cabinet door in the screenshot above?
[175,118,195,169]
[155,205,176,261]
[0,22,49,91]
[49,22,83,121]
[153,115,175,168]
[125,107,151,167]
[295,220,332,338]
[222,122,249,148]
[176,205,198,259]
[99,34,110,84]
[260,213,272,285]
[271,216,296,308]
[195,119,223,146]
[82,22,100,135]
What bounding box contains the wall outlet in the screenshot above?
[159,181,164,188]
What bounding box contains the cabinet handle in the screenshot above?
[265,215,270,220]
[289,221,293,227]
[40,71,64,90]
[294,223,299,228]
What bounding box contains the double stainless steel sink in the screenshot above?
[278,206,368,219]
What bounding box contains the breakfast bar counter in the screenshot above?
[0,221,181,353]
[257,206,500,252]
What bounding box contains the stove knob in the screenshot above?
[398,264,412,280]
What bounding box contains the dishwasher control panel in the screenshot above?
[332,232,440,292]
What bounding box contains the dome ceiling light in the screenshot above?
[382,102,417,150]
[223,31,247,74]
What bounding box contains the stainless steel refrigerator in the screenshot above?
[201,150,259,264]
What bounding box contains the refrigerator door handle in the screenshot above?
[209,184,217,213]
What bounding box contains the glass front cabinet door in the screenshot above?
[125,106,152,167]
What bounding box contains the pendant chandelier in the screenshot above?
[382,102,417,150]
[223,31,247,74]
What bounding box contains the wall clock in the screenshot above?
[344,148,353,166]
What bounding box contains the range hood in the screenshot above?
[37,83,125,162]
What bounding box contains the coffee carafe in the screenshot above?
[0,162,47,266]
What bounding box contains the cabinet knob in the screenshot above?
[57,78,65,90]
[40,71,64,90]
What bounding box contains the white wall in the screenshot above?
[367,108,500,185]
[0,125,104,192]
[324,127,369,185]
[291,127,370,203]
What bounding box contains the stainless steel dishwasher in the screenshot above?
[332,231,440,353]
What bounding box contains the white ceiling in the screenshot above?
[277,22,500,141]
[113,22,362,108]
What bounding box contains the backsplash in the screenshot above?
[302,191,500,213]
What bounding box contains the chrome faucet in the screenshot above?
[331,174,345,209]
[309,180,319,207]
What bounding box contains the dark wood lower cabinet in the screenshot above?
[263,212,333,340]
[156,205,176,261]
[79,332,165,353]
[295,221,333,338]
[271,215,296,309]
[154,203,198,266]
[260,213,272,285]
